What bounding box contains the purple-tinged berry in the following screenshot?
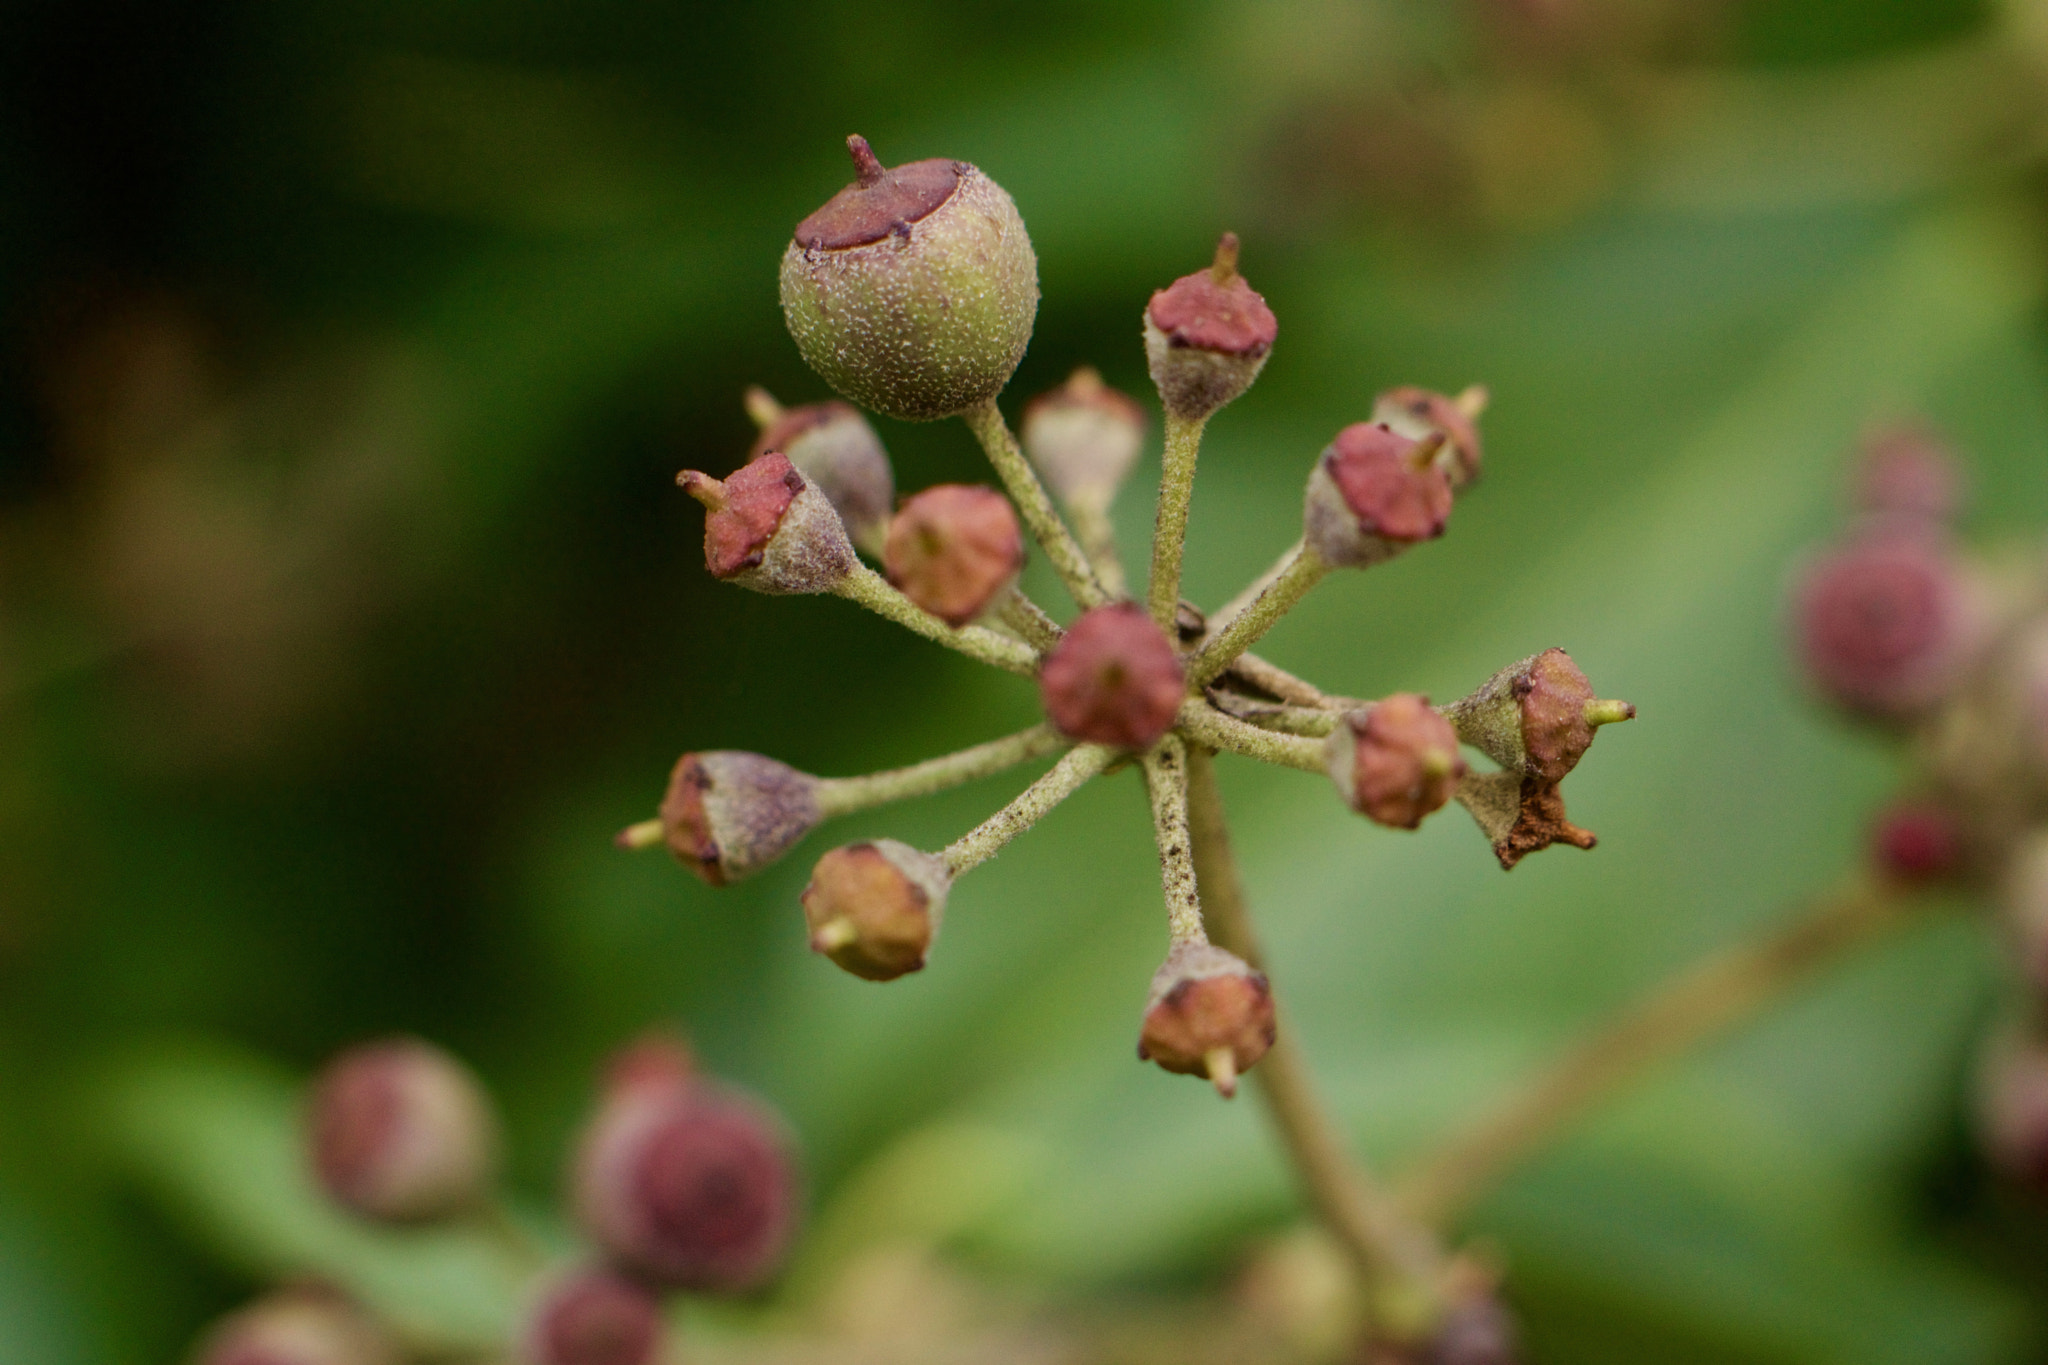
[1791,532,1977,720]
[1869,801,1964,886]
[1372,385,1487,491]
[883,484,1025,627]
[1038,603,1186,748]
[191,1289,397,1365]
[800,839,952,981]
[1302,423,1453,569]
[654,751,823,887]
[1138,942,1276,1097]
[679,452,856,595]
[1022,366,1148,511]
[520,1269,665,1365]
[780,137,1037,421]
[1979,1026,2048,1188]
[306,1038,498,1224]
[744,388,894,553]
[572,1080,799,1293]
[1324,694,1467,830]
[1144,233,1277,422]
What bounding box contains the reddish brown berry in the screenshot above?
[800,839,952,981]
[1143,233,1277,421]
[657,751,824,887]
[1442,648,1633,785]
[306,1038,498,1224]
[521,1269,665,1365]
[192,1290,398,1365]
[1855,423,1962,524]
[1022,366,1149,511]
[1869,801,1963,885]
[883,484,1025,627]
[745,389,895,553]
[1791,532,1977,719]
[1372,385,1486,491]
[1038,603,1186,748]
[1302,423,1454,569]
[678,452,855,595]
[1979,1026,2048,1188]
[1324,694,1467,829]
[780,137,1037,421]
[1137,943,1276,1097]
[572,1081,800,1293]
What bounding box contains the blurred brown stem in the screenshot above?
[1399,876,1919,1226]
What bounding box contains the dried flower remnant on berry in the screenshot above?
[1324,694,1467,829]
[1869,800,1965,885]
[1372,385,1487,491]
[192,1289,399,1365]
[1791,532,1977,720]
[652,751,824,887]
[679,452,856,595]
[801,839,951,981]
[1144,233,1278,421]
[1022,366,1148,510]
[1039,603,1186,748]
[883,485,1025,627]
[573,1079,800,1292]
[522,1270,665,1365]
[1138,942,1277,1097]
[1980,1026,2048,1189]
[306,1037,499,1224]
[745,388,895,553]
[1302,423,1454,569]
[779,137,1038,421]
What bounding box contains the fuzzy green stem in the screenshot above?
[996,589,1064,653]
[1067,499,1129,598]
[962,401,1108,610]
[941,744,1117,875]
[1184,748,1447,1320]
[1228,653,1354,711]
[1399,876,1919,1226]
[815,724,1070,817]
[1206,690,1345,737]
[1176,698,1326,772]
[1147,412,1208,626]
[1188,542,1332,687]
[1141,735,1206,948]
[833,564,1039,675]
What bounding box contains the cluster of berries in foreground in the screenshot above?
[191,1034,794,1365]
[616,133,1636,1100]
[1789,429,2048,1186]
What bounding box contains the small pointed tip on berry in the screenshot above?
[1210,231,1241,283]
[1420,747,1458,781]
[1584,699,1636,727]
[809,917,859,953]
[1404,430,1448,472]
[1206,1047,1239,1099]
[678,469,727,510]
[846,134,886,185]
[1068,364,1104,395]
[742,386,783,430]
[1455,384,1490,419]
[615,819,664,852]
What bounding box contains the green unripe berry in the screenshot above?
[779,136,1038,421]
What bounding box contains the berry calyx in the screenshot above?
[1137,942,1277,1097]
[305,1037,499,1224]
[1302,423,1454,569]
[800,839,951,981]
[679,452,856,595]
[654,751,824,887]
[883,484,1025,628]
[744,388,895,554]
[1324,694,1468,829]
[1038,603,1186,748]
[1143,233,1278,421]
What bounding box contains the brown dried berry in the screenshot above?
[1302,422,1453,569]
[745,388,895,553]
[1021,366,1149,511]
[1038,603,1186,748]
[657,751,824,887]
[521,1269,665,1365]
[1324,694,1467,829]
[1144,233,1277,421]
[1372,385,1486,491]
[1790,531,1977,720]
[800,839,952,981]
[780,137,1038,421]
[1137,942,1276,1097]
[678,452,856,595]
[883,484,1025,627]
[572,1080,800,1292]
[306,1037,499,1224]
[192,1289,399,1365]
[1453,769,1599,871]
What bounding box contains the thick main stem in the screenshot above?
[963,401,1109,610]
[815,724,1070,816]
[1184,748,1446,1308]
[1147,412,1208,627]
[1400,876,1919,1225]
[1188,542,1332,687]
[1140,735,1206,948]
[833,565,1039,675]
[941,744,1116,875]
